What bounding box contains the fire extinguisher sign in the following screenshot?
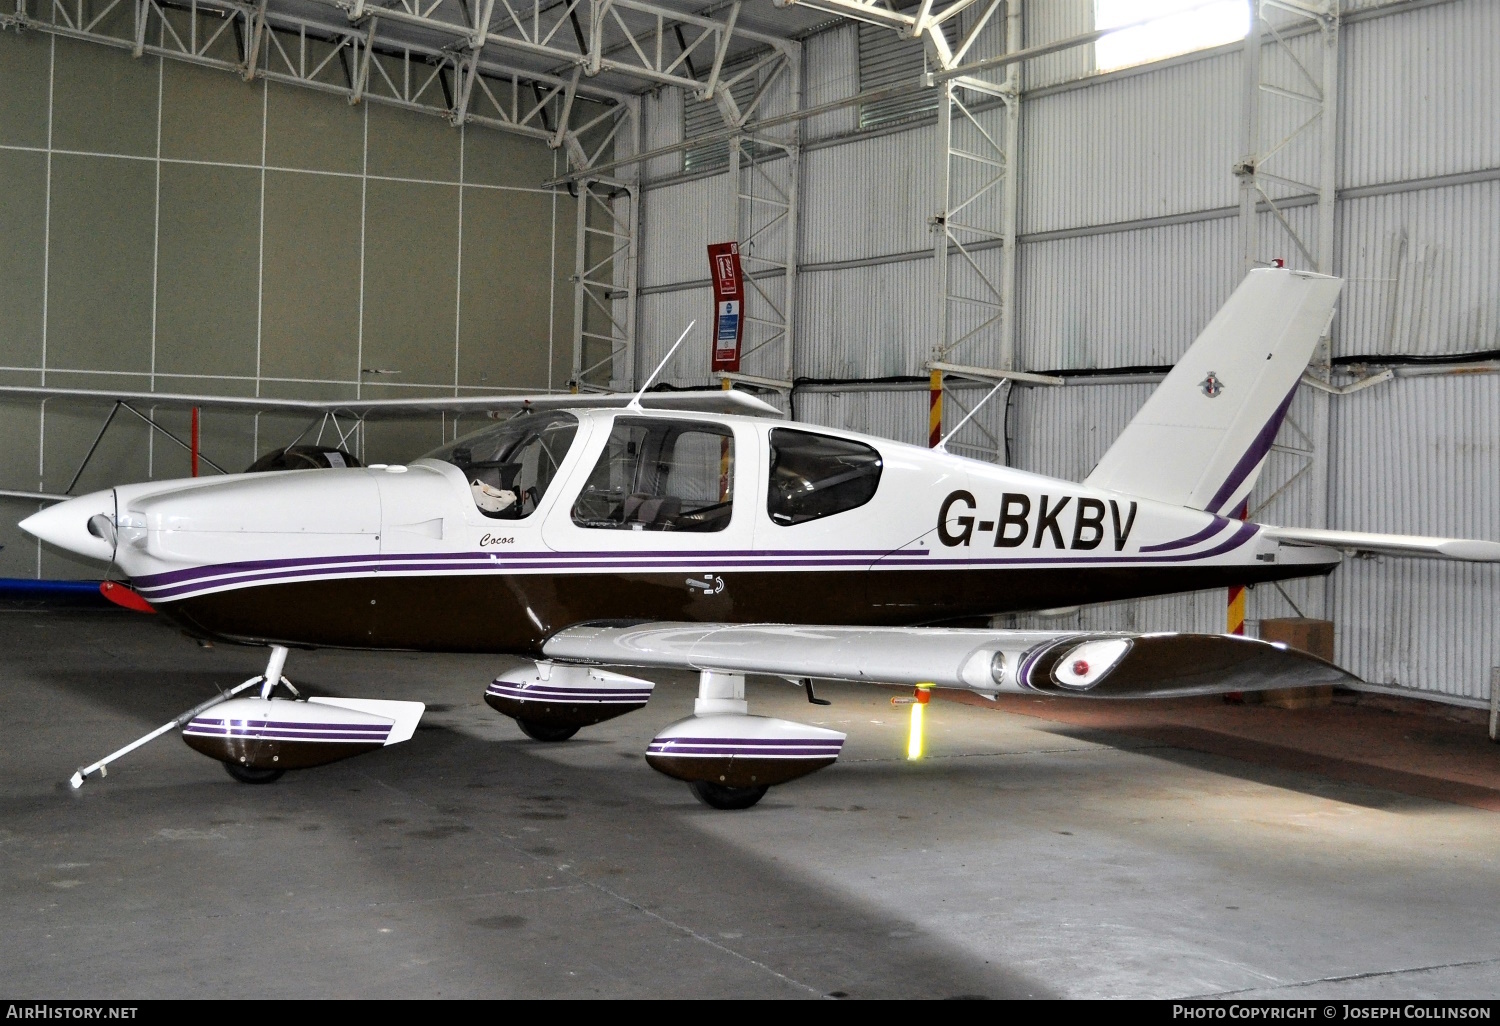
[708,242,743,373]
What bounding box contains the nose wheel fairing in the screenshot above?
[181,696,415,772]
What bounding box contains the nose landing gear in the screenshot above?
[69,645,424,788]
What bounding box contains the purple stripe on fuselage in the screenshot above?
[1138,516,1232,553]
[130,547,905,589]
[1205,384,1299,515]
[136,526,1264,602]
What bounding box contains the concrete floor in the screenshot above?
[3,609,1500,999]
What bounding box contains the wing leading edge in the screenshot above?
[543,622,1358,699]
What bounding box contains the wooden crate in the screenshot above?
[1257,617,1335,709]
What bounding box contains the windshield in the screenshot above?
[423,412,579,520]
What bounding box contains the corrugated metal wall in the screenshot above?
[633,0,1500,705]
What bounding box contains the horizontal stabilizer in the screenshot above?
[1086,268,1343,515]
[543,622,1358,699]
[1264,526,1500,562]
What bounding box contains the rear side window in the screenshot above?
[767,428,882,526]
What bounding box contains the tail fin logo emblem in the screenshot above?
[1199,372,1224,398]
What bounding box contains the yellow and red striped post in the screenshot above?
[1227,583,1246,636]
[1225,502,1250,702]
[1227,501,1250,635]
[928,368,943,448]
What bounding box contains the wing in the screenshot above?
[543,622,1358,699]
[1261,526,1500,562]
[0,384,783,419]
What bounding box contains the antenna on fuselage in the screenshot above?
[934,379,1007,454]
[625,321,696,413]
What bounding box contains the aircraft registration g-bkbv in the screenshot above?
[17,269,1500,808]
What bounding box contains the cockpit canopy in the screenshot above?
[424,412,579,520]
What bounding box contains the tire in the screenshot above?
[223,762,284,785]
[516,719,580,743]
[689,780,769,810]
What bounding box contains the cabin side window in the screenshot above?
[571,418,735,533]
[423,412,579,520]
[767,428,883,526]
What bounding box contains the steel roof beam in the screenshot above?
[319,0,795,96]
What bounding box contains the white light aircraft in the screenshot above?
[18,269,1500,808]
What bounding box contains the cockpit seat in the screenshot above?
[623,493,681,528]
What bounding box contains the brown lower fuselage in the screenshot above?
[159,560,1337,653]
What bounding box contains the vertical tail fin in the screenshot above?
[1084,268,1342,515]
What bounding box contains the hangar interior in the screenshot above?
[2,0,1499,1001]
[1,0,1495,706]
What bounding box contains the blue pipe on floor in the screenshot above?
[0,578,111,606]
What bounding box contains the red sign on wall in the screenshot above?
[708,242,743,373]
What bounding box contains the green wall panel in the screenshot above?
[266,82,363,175]
[260,170,362,383]
[39,376,150,496]
[359,382,450,465]
[45,153,155,374]
[362,179,459,386]
[366,102,460,184]
[463,127,556,190]
[0,499,41,578]
[0,28,51,149]
[0,149,48,369]
[50,37,158,158]
[459,187,556,391]
[161,61,265,166]
[0,400,40,492]
[0,33,571,576]
[149,398,258,479]
[154,162,261,378]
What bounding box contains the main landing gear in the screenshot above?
[487,661,848,811]
[515,720,580,743]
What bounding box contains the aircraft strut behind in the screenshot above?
[19,269,1500,808]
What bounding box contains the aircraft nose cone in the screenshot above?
[18,489,116,562]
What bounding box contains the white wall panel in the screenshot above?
[1020,51,1240,234]
[640,86,683,180]
[1335,180,1500,358]
[637,286,715,387]
[640,175,730,288]
[800,125,939,264]
[1008,380,1152,481]
[1023,0,1092,90]
[794,259,936,379]
[804,25,860,140]
[1017,216,1239,370]
[1330,373,1500,540]
[794,382,1001,452]
[1341,0,1500,189]
[795,388,929,446]
[1333,558,1499,703]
